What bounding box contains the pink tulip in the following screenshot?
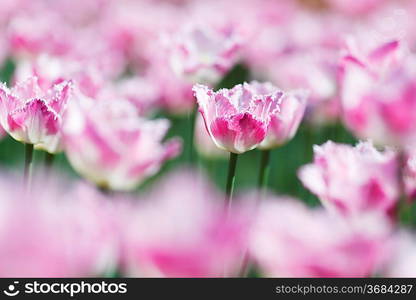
[98,0,184,73]
[168,24,242,85]
[68,30,128,82]
[298,141,400,217]
[7,11,75,57]
[0,76,72,153]
[103,76,160,116]
[259,90,308,149]
[14,54,104,99]
[0,174,117,277]
[249,198,392,277]
[349,5,413,51]
[62,93,181,191]
[122,170,251,277]
[266,50,338,106]
[146,61,195,115]
[193,81,283,154]
[339,39,416,147]
[243,9,342,69]
[243,11,345,124]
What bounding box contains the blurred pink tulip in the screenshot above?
[147,64,195,115]
[327,0,386,16]
[122,170,251,277]
[104,76,160,116]
[385,232,416,277]
[299,141,400,217]
[266,50,337,106]
[98,0,184,73]
[243,9,344,69]
[0,175,117,277]
[193,81,283,154]
[0,76,72,153]
[259,90,308,149]
[244,10,346,124]
[339,39,416,147]
[0,0,26,24]
[7,11,75,57]
[14,54,104,99]
[249,198,392,277]
[63,94,181,191]
[46,0,109,26]
[168,24,242,85]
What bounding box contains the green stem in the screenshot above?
[238,150,271,277]
[223,152,239,277]
[188,106,197,164]
[397,150,411,224]
[44,152,55,169]
[257,150,271,196]
[225,152,239,205]
[98,185,112,196]
[24,143,34,186]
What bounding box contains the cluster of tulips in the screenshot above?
[0,0,416,277]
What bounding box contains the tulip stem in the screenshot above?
[24,143,34,185]
[188,106,197,163]
[237,150,271,278]
[397,151,411,223]
[44,152,54,169]
[258,150,271,196]
[225,152,239,205]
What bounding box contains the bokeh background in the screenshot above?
[1,0,416,277]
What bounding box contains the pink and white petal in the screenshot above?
[8,99,59,143]
[12,76,42,100]
[210,113,266,153]
[209,117,238,153]
[232,113,266,153]
[298,164,327,198]
[47,81,73,114]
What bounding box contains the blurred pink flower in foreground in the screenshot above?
[259,90,308,149]
[168,25,241,85]
[385,232,416,277]
[122,170,251,277]
[299,141,399,217]
[0,175,117,277]
[0,76,72,153]
[327,0,386,16]
[249,198,392,277]
[63,94,181,191]
[193,81,283,153]
[340,39,416,147]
